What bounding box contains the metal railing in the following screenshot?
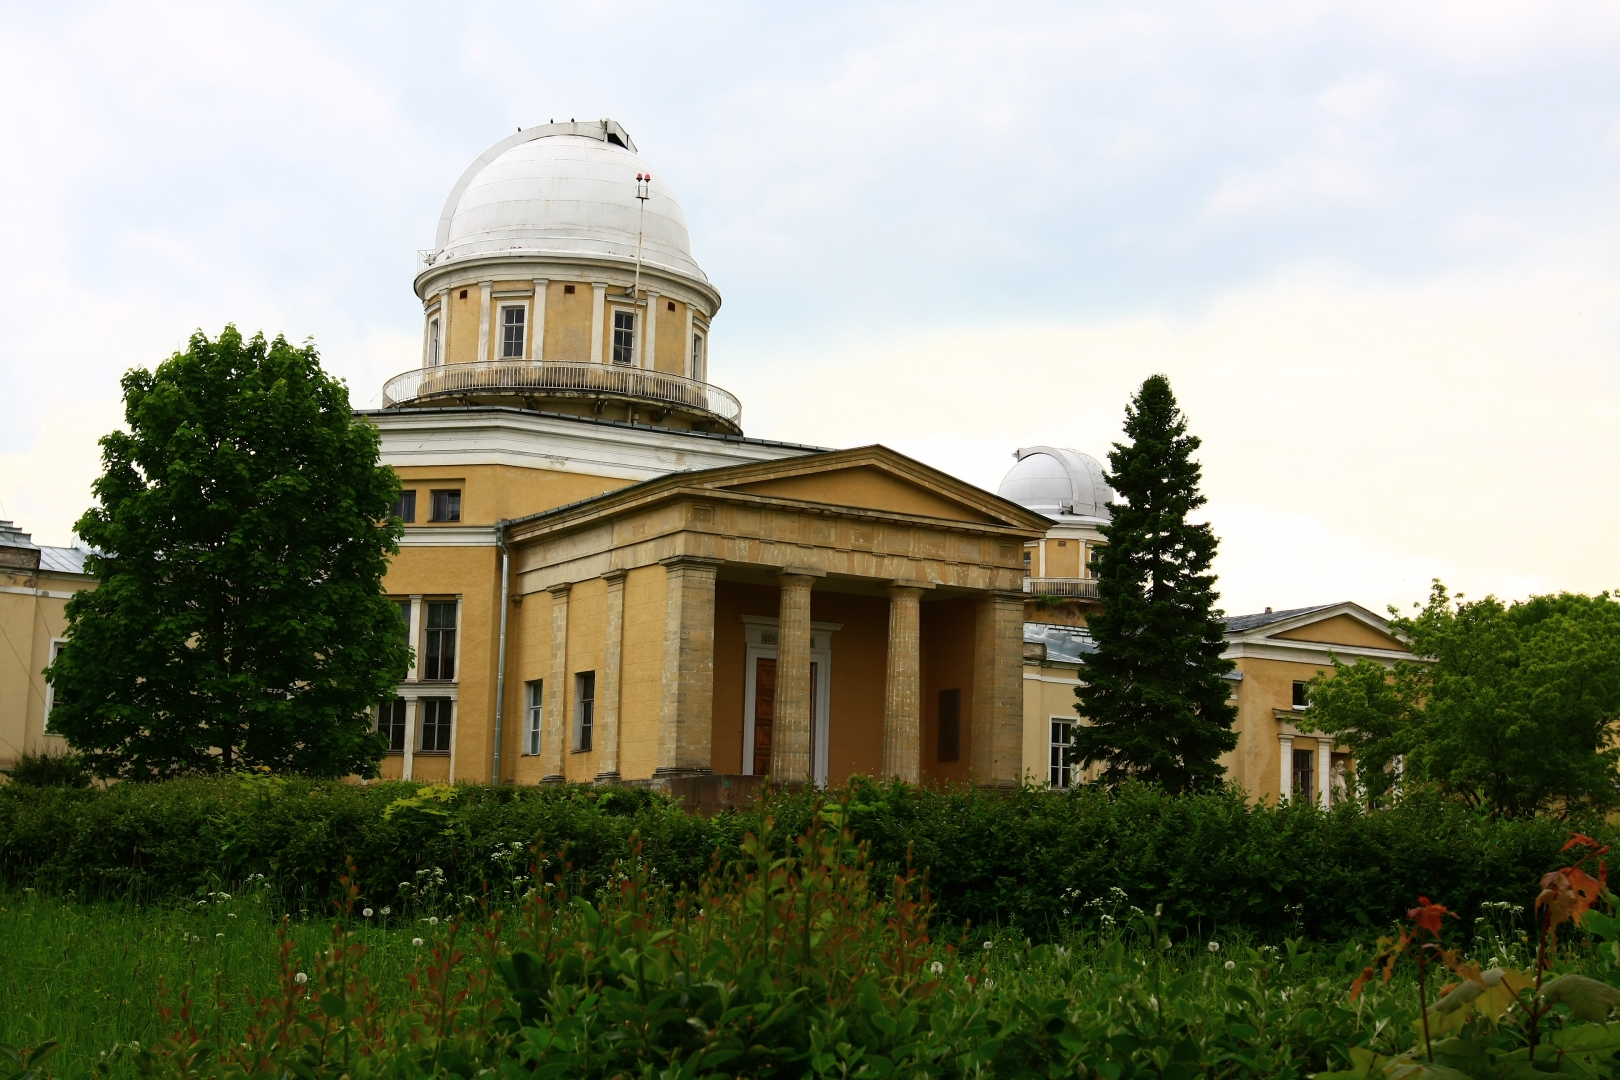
[381,360,743,426]
[1023,577,1101,599]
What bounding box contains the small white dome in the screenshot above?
[997,446,1114,521]
[431,120,708,285]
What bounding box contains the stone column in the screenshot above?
[436,289,450,365]
[643,290,659,370]
[406,595,422,680]
[590,283,608,364]
[655,556,722,776]
[531,278,548,359]
[1317,738,1332,807]
[1278,733,1294,802]
[596,570,628,782]
[882,583,929,783]
[970,590,1025,787]
[772,569,821,782]
[543,583,572,783]
[476,280,494,362]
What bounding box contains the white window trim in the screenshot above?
[572,671,596,752]
[607,303,639,367]
[42,637,68,733]
[416,696,456,755]
[1048,715,1075,789]
[691,330,706,383]
[524,679,544,756]
[496,301,530,360]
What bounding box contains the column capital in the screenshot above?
[659,555,724,573]
[602,569,630,586]
[778,566,825,582]
[547,581,574,597]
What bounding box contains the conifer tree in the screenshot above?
[1072,374,1237,791]
[45,326,411,779]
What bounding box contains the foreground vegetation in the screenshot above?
[3,776,1611,943]
[6,799,1620,1078]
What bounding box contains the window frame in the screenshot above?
[394,490,417,523]
[429,489,461,523]
[1291,680,1309,710]
[428,317,441,366]
[524,680,544,756]
[422,600,459,681]
[573,671,596,752]
[1049,717,1075,788]
[42,637,68,733]
[418,697,454,754]
[1291,748,1315,800]
[691,332,705,381]
[377,697,407,754]
[498,302,528,360]
[610,307,637,366]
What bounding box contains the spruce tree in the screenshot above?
[45,326,411,779]
[1071,374,1237,791]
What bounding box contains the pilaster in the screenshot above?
[655,556,722,776]
[476,280,494,362]
[1278,733,1294,802]
[771,569,821,782]
[644,290,659,370]
[543,583,572,782]
[531,278,548,359]
[970,590,1025,787]
[596,570,628,782]
[590,283,607,364]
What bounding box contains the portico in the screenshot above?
[498,446,1048,789]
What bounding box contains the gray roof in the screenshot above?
[1223,604,1335,633]
[1024,622,1097,664]
[39,547,90,575]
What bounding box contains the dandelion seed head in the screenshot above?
[293,973,308,985]
[412,937,424,947]
[381,906,391,915]
[362,908,373,917]
[1224,960,1236,971]
[983,941,993,951]
[1208,941,1221,953]
[930,961,944,974]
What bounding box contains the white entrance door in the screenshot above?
[741,617,834,785]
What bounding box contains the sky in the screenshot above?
[1,1,1617,617]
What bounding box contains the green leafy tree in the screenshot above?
[1072,374,1238,791]
[1302,581,1620,816]
[45,326,410,779]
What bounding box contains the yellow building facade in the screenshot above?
[0,521,92,770]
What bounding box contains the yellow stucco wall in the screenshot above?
[1044,539,1082,577]
[1272,614,1404,651]
[542,281,592,362]
[730,468,1002,523]
[393,464,633,527]
[1223,655,1333,802]
[0,568,90,769]
[618,565,668,780]
[656,298,687,375]
[562,577,607,782]
[447,287,480,363]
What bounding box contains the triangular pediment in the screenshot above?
[719,464,1005,525]
[1267,610,1407,652]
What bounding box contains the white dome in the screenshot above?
[431,120,708,284]
[997,446,1114,521]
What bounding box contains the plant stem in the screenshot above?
[1416,943,1432,1063]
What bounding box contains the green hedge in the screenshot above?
[0,776,1600,939]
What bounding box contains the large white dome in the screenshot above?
[430,120,709,285]
[997,446,1114,522]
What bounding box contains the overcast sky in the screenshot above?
[2,2,1617,616]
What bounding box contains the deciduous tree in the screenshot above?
[46,326,410,778]
[1071,374,1237,791]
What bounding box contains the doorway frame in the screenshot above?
[739,615,840,785]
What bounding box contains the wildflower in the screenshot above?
[1224,960,1236,971]
[129,1042,140,1052]
[983,941,993,951]
[216,932,224,938]
[428,916,439,926]
[930,961,944,974]
[380,906,391,915]
[190,935,201,943]
[362,907,373,917]
[1208,941,1221,953]
[412,937,425,947]
[1154,903,1163,917]
[217,893,230,900]
[293,973,308,985]
[985,980,996,990]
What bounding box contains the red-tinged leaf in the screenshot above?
[1407,897,1456,937]
[1562,833,1605,855]
[1349,966,1377,1000]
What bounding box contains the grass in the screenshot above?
[0,885,429,1075]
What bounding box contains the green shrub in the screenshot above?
[0,775,1608,941]
[4,750,92,788]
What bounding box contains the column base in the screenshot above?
[593,771,622,785]
[540,774,567,785]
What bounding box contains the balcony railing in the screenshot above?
[381,360,743,428]
[1023,577,1101,599]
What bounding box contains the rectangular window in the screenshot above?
[430,489,461,522]
[428,319,441,366]
[1050,719,1074,788]
[611,310,636,365]
[377,698,407,753]
[1292,748,1314,800]
[937,688,961,762]
[1292,681,1309,709]
[573,672,596,751]
[42,638,68,732]
[419,697,453,753]
[692,333,705,381]
[395,599,411,645]
[524,680,544,756]
[393,490,417,523]
[423,601,457,680]
[500,305,526,359]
